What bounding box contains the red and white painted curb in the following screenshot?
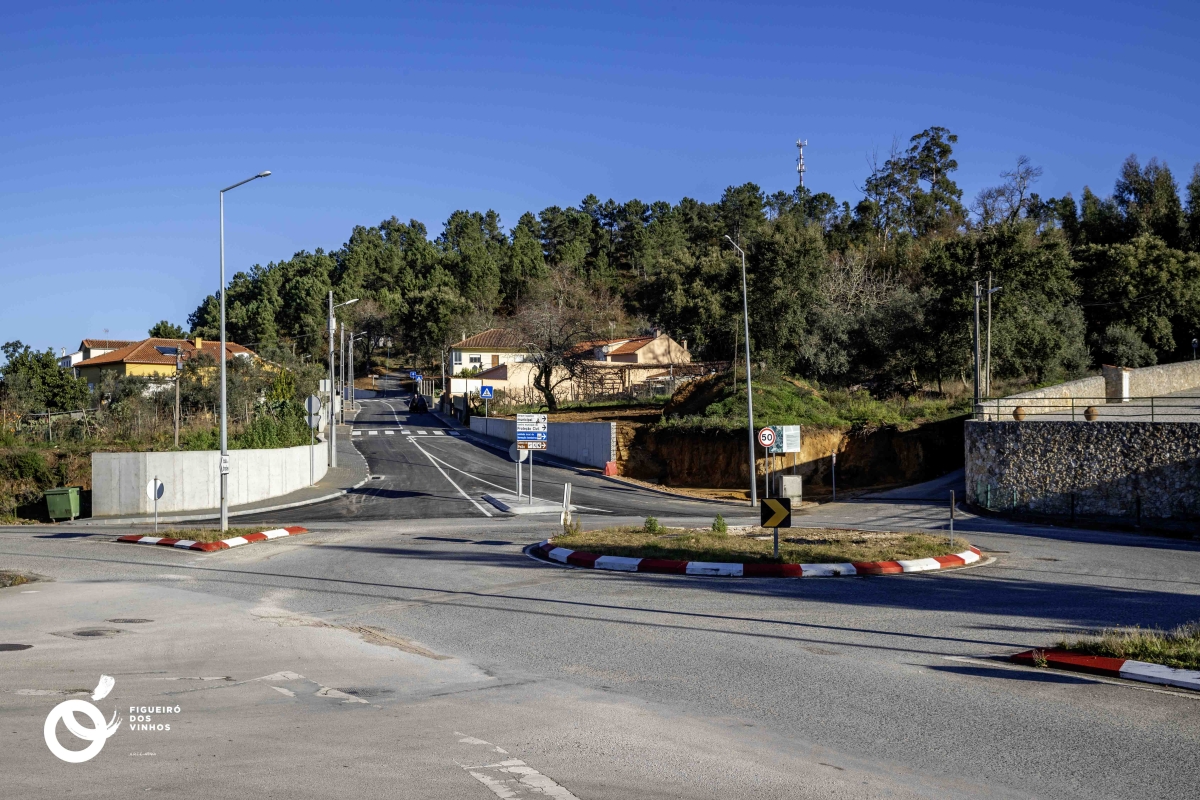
[117,526,308,553]
[1011,649,1200,692]
[531,540,982,577]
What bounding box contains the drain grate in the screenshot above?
[0,644,33,651]
[106,618,154,624]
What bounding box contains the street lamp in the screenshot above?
[724,235,757,507]
[327,295,358,468]
[219,170,270,531]
[350,331,368,414]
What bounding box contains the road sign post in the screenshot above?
[146,477,165,534]
[480,385,494,418]
[760,497,791,558]
[757,428,776,498]
[517,414,547,504]
[305,395,322,487]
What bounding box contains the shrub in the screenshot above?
[711,513,728,534]
[642,516,663,534]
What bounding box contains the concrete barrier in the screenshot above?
[91,444,328,517]
[470,417,615,468]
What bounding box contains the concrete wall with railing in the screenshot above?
[978,359,1200,421]
[469,417,615,468]
[91,443,327,517]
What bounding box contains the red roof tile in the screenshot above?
[75,338,255,368]
[453,329,525,350]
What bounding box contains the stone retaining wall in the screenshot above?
[965,420,1200,526]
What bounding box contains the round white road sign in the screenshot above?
[146,478,165,501]
[757,427,776,448]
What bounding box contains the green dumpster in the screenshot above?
[45,487,80,521]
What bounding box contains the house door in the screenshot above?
[491,355,500,367]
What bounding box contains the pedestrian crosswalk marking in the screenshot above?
[368,430,378,435]
[433,430,445,436]
[385,430,395,435]
[351,430,361,436]
[401,430,411,434]
[418,430,428,435]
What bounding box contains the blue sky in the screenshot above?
[2,1,1197,354]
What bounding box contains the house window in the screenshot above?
[469,354,482,366]
[452,351,462,365]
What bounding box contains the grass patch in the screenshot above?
[1057,623,1200,671]
[659,370,971,433]
[0,571,33,588]
[141,527,273,543]
[551,526,969,564]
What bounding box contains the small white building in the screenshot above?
[59,339,138,371]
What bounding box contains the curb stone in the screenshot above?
[529,539,983,577]
[117,526,308,552]
[1011,648,1200,692]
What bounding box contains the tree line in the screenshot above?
[173,127,1200,396]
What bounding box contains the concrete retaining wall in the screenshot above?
[965,420,1200,526]
[1109,360,1200,399]
[470,417,616,468]
[977,376,1105,420]
[91,444,328,517]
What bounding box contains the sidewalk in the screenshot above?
[73,431,370,525]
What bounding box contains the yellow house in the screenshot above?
[74,337,256,390]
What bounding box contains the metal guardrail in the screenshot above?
[977,395,1200,422]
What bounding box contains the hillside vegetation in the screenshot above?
[660,370,971,432]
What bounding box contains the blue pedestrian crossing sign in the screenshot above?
[479,386,494,399]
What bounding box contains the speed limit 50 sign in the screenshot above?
[757,427,776,448]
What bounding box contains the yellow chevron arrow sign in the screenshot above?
[760,498,791,528]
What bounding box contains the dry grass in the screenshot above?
[552,525,968,564]
[0,571,33,589]
[142,527,273,543]
[1058,623,1200,671]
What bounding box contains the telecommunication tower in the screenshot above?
[795,139,808,189]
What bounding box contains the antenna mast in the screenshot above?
[795,139,808,189]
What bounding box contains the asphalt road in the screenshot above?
[244,390,730,523]
[2,419,1199,798]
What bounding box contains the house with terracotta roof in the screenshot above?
[73,336,256,390]
[448,329,528,375]
[59,339,139,369]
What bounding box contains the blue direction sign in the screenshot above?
[516,431,547,441]
[408,371,417,379]
[479,385,494,399]
[414,374,423,382]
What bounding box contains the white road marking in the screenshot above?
[351,431,362,436]
[456,733,579,800]
[385,430,395,435]
[368,430,378,436]
[407,437,493,517]
[270,686,295,697]
[418,430,428,435]
[433,430,445,436]
[401,430,412,434]
[419,449,610,513]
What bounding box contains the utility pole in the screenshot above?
[339,321,346,424]
[725,235,757,506]
[973,280,982,411]
[326,294,358,468]
[985,273,1002,398]
[174,351,182,449]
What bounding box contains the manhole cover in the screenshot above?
[0,644,33,651]
[72,628,123,638]
[106,618,153,624]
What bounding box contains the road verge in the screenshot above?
[117,526,308,552]
[1011,649,1200,692]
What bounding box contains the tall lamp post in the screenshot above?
[724,235,757,507]
[327,294,359,468]
[350,332,367,413]
[219,170,270,531]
